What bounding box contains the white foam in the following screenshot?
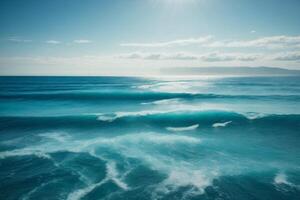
[212,121,232,128]
[1,130,214,199]
[39,132,70,142]
[153,168,219,199]
[274,173,291,185]
[0,132,201,161]
[244,112,268,120]
[97,110,169,122]
[99,111,159,122]
[134,84,153,89]
[67,178,107,200]
[166,124,199,132]
[106,161,129,190]
[136,81,210,94]
[274,173,300,192]
[164,170,212,191]
[141,98,180,105]
[0,149,51,160]
[97,115,116,122]
[67,161,128,200]
[83,133,201,148]
[96,107,206,123]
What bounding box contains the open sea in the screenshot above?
[0,76,300,200]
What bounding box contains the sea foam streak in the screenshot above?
[67,161,128,200]
[166,124,199,132]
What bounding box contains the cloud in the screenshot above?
[121,35,300,49]
[214,35,300,48]
[73,39,92,44]
[46,40,61,44]
[251,30,256,33]
[0,56,103,66]
[120,36,213,47]
[119,52,260,62]
[8,37,32,43]
[273,52,300,61]
[199,52,260,62]
[119,52,198,60]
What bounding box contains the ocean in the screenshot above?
[0,76,299,200]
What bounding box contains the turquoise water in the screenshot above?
[0,76,300,200]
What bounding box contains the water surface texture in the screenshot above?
[0,76,300,200]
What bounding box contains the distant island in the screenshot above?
[161,67,300,76]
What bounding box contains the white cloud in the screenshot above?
[119,52,198,60]
[0,56,104,66]
[120,52,260,62]
[273,51,300,61]
[251,30,256,33]
[8,37,32,43]
[121,35,300,49]
[1,52,299,76]
[199,52,260,62]
[73,39,92,44]
[120,35,213,47]
[213,35,300,48]
[46,40,61,44]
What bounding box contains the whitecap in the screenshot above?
[97,114,116,122]
[273,172,300,192]
[153,168,219,199]
[244,112,268,120]
[274,172,292,185]
[96,110,167,122]
[141,98,180,105]
[212,121,232,128]
[166,124,199,132]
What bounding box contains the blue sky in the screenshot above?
[0,0,300,75]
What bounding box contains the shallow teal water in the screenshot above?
[0,76,300,200]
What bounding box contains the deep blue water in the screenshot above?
[0,76,300,200]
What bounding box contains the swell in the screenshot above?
[1,91,300,102]
[1,111,300,131]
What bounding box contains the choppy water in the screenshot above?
[0,76,300,200]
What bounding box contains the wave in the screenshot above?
[1,110,300,131]
[1,91,300,102]
[166,124,199,132]
[96,110,169,122]
[0,132,207,195]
